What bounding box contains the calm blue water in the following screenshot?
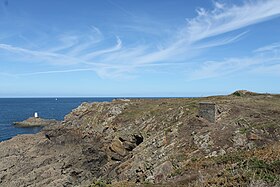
[0,98,113,142]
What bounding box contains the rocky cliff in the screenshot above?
[1,92,280,186]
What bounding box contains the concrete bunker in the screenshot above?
[198,102,216,123]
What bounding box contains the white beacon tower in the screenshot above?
[34,112,39,118]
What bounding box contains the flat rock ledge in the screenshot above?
[14,117,60,127]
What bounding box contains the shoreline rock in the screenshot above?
[13,117,60,127]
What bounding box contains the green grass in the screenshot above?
[214,151,245,165]
[239,127,250,134]
[232,92,242,97]
[244,158,280,183]
[90,180,108,187]
[212,154,280,185]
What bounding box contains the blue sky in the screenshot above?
[0,0,280,97]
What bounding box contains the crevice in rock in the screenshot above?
[109,146,115,153]
[111,157,121,161]
[45,133,51,140]
[134,135,144,145]
[119,137,125,142]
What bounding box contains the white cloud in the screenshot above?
[251,63,280,76]
[254,42,280,52]
[213,2,225,10]
[0,43,81,65]
[83,36,122,60]
[192,31,248,49]
[17,68,97,76]
[1,0,280,78]
[188,57,259,80]
[188,46,280,80]
[186,0,280,42]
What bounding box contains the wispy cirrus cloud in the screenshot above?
[16,68,97,76]
[188,44,280,80]
[0,43,90,65]
[185,0,280,43]
[254,42,280,52]
[0,0,280,78]
[192,31,248,50]
[188,57,259,80]
[251,63,280,76]
[83,37,122,60]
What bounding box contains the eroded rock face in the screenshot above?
[0,126,108,187]
[108,134,143,161]
[1,94,280,186]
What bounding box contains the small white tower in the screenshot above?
[34,112,39,118]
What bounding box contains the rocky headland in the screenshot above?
[1,91,280,186]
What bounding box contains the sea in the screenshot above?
[0,98,113,142]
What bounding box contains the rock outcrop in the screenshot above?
[14,117,60,127]
[231,90,259,96]
[1,92,280,186]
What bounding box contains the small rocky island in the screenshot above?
[1,90,280,186]
[14,117,60,127]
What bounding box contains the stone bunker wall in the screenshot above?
[198,102,216,123]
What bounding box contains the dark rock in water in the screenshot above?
[13,117,60,127]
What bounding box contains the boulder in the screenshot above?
[110,139,127,156]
